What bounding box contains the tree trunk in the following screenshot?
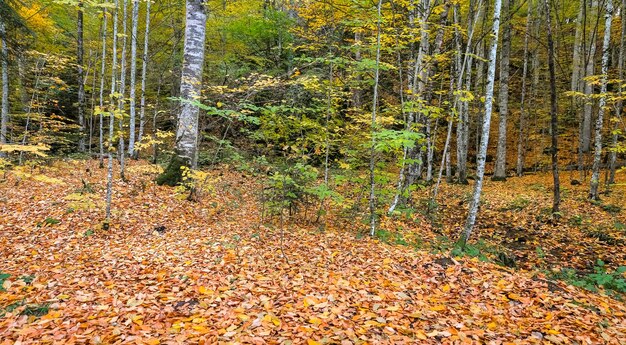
[609,0,625,185]
[460,0,502,246]
[98,8,108,167]
[128,0,139,157]
[582,0,598,154]
[157,0,207,186]
[137,0,151,158]
[77,1,86,152]
[369,0,383,237]
[105,0,120,225]
[516,0,533,177]
[493,0,512,181]
[118,0,128,179]
[590,0,613,200]
[544,0,560,215]
[0,17,8,155]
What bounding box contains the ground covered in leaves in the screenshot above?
[1,160,625,344]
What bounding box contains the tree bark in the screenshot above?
[493,0,512,181]
[460,0,502,246]
[77,1,86,152]
[369,0,383,237]
[137,0,151,158]
[609,0,625,185]
[582,0,598,154]
[544,0,560,215]
[157,0,207,186]
[98,8,108,167]
[0,16,8,155]
[128,0,139,157]
[105,0,120,225]
[118,0,128,179]
[516,0,533,177]
[590,0,613,200]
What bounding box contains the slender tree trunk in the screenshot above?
[582,0,598,154]
[98,8,108,167]
[137,0,151,158]
[609,0,625,185]
[572,0,584,175]
[590,0,613,200]
[369,0,383,237]
[460,0,502,246]
[128,0,139,157]
[516,0,533,177]
[118,0,128,180]
[544,0,560,215]
[157,0,207,186]
[0,17,8,155]
[105,0,120,226]
[77,1,86,152]
[493,0,512,180]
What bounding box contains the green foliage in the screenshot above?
[263,163,320,217]
[0,272,10,291]
[555,262,626,297]
[43,217,60,225]
[499,196,531,211]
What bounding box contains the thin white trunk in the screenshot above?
[99,8,108,166]
[118,0,128,179]
[461,0,502,246]
[0,17,8,153]
[176,0,208,167]
[78,1,86,152]
[128,0,139,156]
[137,0,151,156]
[370,0,383,237]
[583,0,598,153]
[106,0,120,224]
[493,0,512,180]
[590,0,613,200]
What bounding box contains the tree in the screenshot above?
[493,0,512,181]
[128,0,139,157]
[589,0,613,200]
[105,0,120,228]
[544,0,560,215]
[137,0,151,158]
[157,0,207,186]
[77,0,86,152]
[369,0,383,237]
[515,0,533,177]
[0,14,8,156]
[459,0,503,246]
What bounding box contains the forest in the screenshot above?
[0,0,626,343]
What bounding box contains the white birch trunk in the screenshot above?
[609,0,625,184]
[176,0,207,168]
[0,17,8,154]
[461,0,502,246]
[128,0,139,156]
[98,8,108,167]
[370,0,383,237]
[493,0,512,180]
[582,0,598,154]
[106,0,120,224]
[78,1,86,152]
[118,0,128,179]
[590,0,613,200]
[137,0,151,156]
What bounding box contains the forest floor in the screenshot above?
[0,159,625,344]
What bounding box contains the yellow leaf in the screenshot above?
[145,339,160,345]
[308,316,322,325]
[442,284,451,292]
[307,340,321,345]
[487,322,497,330]
[430,305,446,312]
[303,296,319,307]
[237,313,250,321]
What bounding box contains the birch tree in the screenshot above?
[459,0,502,246]
[118,0,128,179]
[105,0,120,228]
[590,0,613,200]
[137,0,151,157]
[515,0,533,176]
[77,0,86,152]
[369,0,383,237]
[608,0,625,184]
[128,0,139,157]
[493,0,512,181]
[157,0,207,185]
[0,16,8,156]
[98,7,107,167]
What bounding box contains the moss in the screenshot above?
[156,155,189,186]
[491,176,507,182]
